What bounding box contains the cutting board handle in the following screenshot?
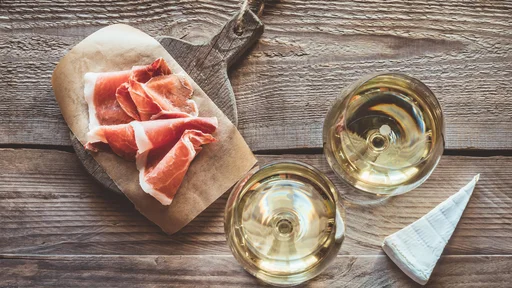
[208,9,264,68]
[157,9,263,127]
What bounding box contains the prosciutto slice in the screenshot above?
[119,58,177,121]
[84,58,195,127]
[124,80,162,121]
[126,73,197,120]
[85,123,138,160]
[131,117,217,154]
[84,70,133,129]
[116,82,140,121]
[137,130,216,205]
[144,74,198,119]
[86,117,218,160]
[130,57,171,83]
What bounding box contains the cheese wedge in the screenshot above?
[382,174,480,285]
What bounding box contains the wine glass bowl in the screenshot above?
[323,73,445,196]
[224,161,346,286]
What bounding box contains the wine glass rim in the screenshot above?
[254,160,339,197]
[340,73,444,170]
[224,159,346,285]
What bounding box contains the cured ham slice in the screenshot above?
[121,58,175,120]
[85,58,193,127]
[127,79,164,120]
[84,70,133,129]
[130,117,217,154]
[137,130,216,205]
[127,73,197,120]
[144,74,198,119]
[85,117,218,159]
[130,57,171,83]
[116,82,140,121]
[85,118,217,205]
[85,123,138,160]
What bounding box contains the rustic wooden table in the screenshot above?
[1,1,511,287]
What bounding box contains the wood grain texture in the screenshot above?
[71,132,122,195]
[1,148,510,256]
[1,254,511,287]
[1,0,511,150]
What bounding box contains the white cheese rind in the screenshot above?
[382,174,480,285]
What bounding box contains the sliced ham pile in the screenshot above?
[83,58,217,205]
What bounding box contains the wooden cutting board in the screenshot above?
[71,10,263,194]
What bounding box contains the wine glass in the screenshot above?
[323,73,445,201]
[225,161,346,286]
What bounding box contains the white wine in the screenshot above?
[324,74,444,195]
[225,161,345,286]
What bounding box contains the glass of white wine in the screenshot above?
[323,73,445,199]
[225,161,346,286]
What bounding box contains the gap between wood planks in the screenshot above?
[0,143,512,157]
[1,254,511,259]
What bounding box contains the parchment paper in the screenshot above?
[52,24,257,234]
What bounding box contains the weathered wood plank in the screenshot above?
[1,0,511,150]
[1,254,511,287]
[1,149,511,256]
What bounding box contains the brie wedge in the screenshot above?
[382,174,480,285]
